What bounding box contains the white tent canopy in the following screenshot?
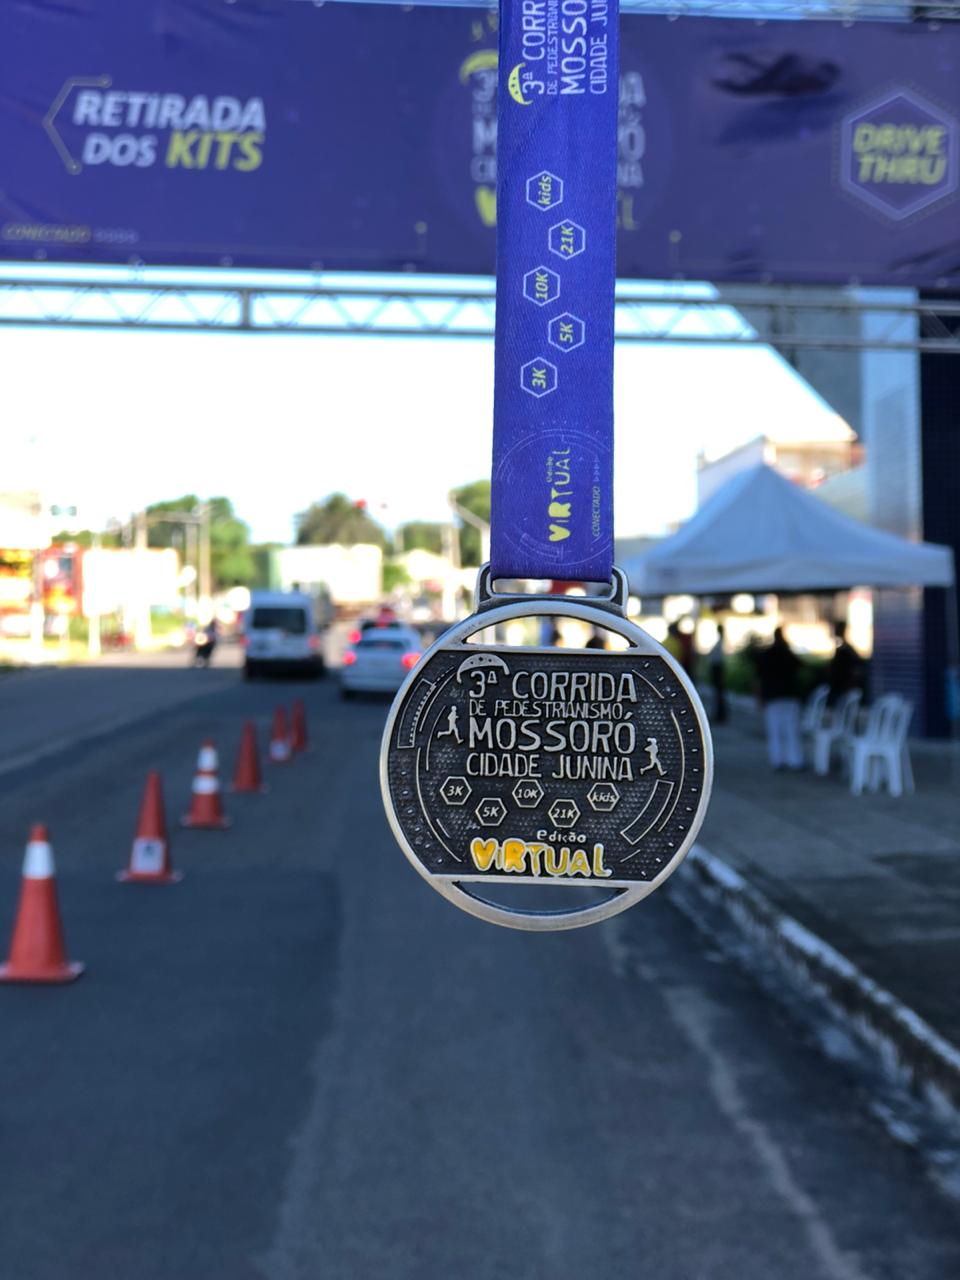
[623,465,955,596]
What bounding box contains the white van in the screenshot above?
[241,590,326,679]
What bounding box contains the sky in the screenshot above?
[3,318,845,545]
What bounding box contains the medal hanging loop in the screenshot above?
[489,0,620,585]
[473,564,630,618]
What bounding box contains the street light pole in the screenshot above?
[448,492,491,565]
[439,521,461,620]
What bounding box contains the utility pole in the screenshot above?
[132,510,152,650]
[189,522,199,619]
[87,531,102,659]
[197,503,212,621]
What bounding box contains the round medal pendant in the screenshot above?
[380,568,713,931]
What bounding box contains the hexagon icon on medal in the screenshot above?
[475,797,507,828]
[587,782,620,812]
[547,798,580,828]
[512,779,544,809]
[439,775,472,807]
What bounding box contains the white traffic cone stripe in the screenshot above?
[198,746,219,771]
[22,840,55,880]
[131,837,166,874]
[192,775,219,795]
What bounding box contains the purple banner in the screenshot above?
[1,3,958,286]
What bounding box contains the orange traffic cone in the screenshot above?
[269,707,292,764]
[118,771,183,883]
[180,739,232,829]
[291,699,309,754]
[230,721,267,794]
[0,825,84,983]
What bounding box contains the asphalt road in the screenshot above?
[1,658,958,1280]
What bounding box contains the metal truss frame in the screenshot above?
[0,270,958,352]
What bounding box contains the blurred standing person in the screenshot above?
[664,621,683,667]
[540,618,561,647]
[709,623,727,724]
[678,620,696,678]
[757,626,803,771]
[827,620,865,705]
[585,626,606,651]
[193,616,218,667]
[741,633,762,700]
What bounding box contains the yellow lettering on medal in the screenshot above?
[568,849,591,877]
[501,839,526,873]
[544,846,569,876]
[470,838,499,872]
[526,843,544,876]
[592,844,612,878]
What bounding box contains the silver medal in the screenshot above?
[380,567,713,931]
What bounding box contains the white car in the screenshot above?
[340,626,422,697]
[242,591,326,679]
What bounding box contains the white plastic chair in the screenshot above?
[801,683,830,736]
[847,695,915,797]
[812,688,862,776]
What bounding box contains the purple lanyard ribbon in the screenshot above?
[489,0,620,584]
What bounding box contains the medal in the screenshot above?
[381,569,712,930]
[381,0,712,929]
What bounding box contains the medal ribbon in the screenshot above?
[489,0,619,583]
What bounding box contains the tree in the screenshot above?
[382,561,411,593]
[50,529,120,549]
[450,479,491,566]
[397,521,445,556]
[145,495,255,589]
[209,505,256,588]
[295,494,388,550]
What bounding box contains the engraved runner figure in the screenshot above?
[437,705,463,745]
[639,736,665,777]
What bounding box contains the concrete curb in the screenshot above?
[675,845,960,1125]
